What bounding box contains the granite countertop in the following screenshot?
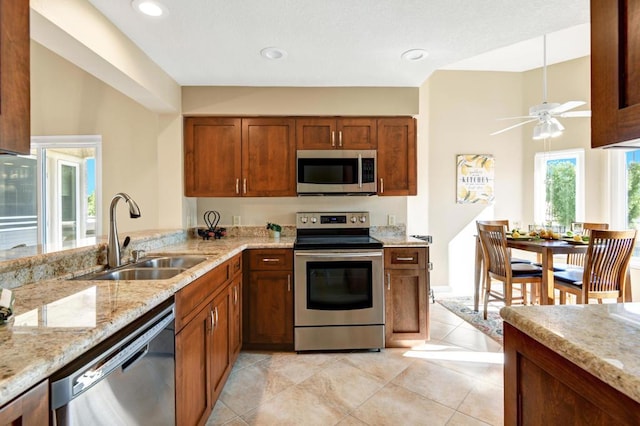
[501,303,640,402]
[0,232,424,405]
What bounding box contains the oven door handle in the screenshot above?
[295,251,382,258]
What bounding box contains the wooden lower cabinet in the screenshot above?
[243,249,294,349]
[384,247,429,347]
[0,380,48,425]
[175,254,241,426]
[504,322,640,425]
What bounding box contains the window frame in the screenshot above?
[533,148,585,226]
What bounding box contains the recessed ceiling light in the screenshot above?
[260,47,288,60]
[132,0,167,17]
[401,49,429,61]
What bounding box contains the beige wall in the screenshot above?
[30,41,172,235]
[183,86,420,228]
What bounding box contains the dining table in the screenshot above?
[473,236,590,310]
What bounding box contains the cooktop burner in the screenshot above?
[294,211,383,250]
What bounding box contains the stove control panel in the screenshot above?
[296,212,370,229]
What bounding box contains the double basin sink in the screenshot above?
[78,255,208,281]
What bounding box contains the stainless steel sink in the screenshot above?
[86,268,185,281]
[74,254,208,281]
[134,255,208,269]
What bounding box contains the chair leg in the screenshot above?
[505,281,512,307]
[559,291,566,305]
[483,280,491,320]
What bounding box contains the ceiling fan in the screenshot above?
[491,34,591,140]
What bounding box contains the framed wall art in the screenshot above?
[456,154,495,204]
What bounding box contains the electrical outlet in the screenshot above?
[388,215,396,226]
[232,216,241,226]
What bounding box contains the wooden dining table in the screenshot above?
[473,236,589,310]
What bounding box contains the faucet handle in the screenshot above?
[131,250,146,263]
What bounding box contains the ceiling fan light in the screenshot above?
[533,124,545,140]
[549,120,564,138]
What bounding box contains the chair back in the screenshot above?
[477,223,511,279]
[567,222,609,266]
[582,229,637,301]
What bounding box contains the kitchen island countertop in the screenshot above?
[501,303,640,403]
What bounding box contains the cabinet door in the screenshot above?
[385,268,427,347]
[242,118,296,196]
[248,270,293,344]
[0,380,48,426]
[210,289,230,403]
[338,118,377,149]
[176,305,211,426]
[0,0,30,155]
[591,1,640,148]
[229,276,242,362]
[377,118,417,195]
[184,117,242,196]
[296,118,337,149]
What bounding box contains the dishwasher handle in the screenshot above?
[51,303,175,410]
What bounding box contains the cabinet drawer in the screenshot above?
[247,249,293,270]
[385,247,426,269]
[229,253,242,277]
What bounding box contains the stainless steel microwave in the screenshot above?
[296,150,377,195]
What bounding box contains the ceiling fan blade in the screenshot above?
[559,110,592,118]
[496,115,536,120]
[549,101,586,114]
[490,118,538,136]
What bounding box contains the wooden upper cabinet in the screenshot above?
[377,117,417,196]
[591,0,640,148]
[0,0,30,155]
[296,117,377,149]
[184,117,242,197]
[242,118,296,196]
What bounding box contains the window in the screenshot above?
[534,148,585,229]
[610,149,640,257]
[0,136,101,250]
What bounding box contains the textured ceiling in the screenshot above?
[87,0,590,87]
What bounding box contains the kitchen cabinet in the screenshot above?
[504,322,640,425]
[0,380,48,425]
[377,117,417,196]
[384,247,429,347]
[296,117,377,150]
[184,117,296,197]
[0,0,30,155]
[591,1,640,148]
[243,249,294,349]
[175,253,241,426]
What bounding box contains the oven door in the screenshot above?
[294,249,384,326]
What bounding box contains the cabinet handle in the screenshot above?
[214,307,219,328]
[235,178,240,194]
[331,131,336,147]
[288,274,291,292]
[234,286,238,304]
[243,178,247,194]
[396,257,415,261]
[380,178,384,194]
[210,309,215,330]
[338,131,343,147]
[387,273,391,290]
[262,258,280,263]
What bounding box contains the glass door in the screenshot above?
[58,161,79,243]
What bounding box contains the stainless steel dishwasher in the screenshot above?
[50,300,175,426]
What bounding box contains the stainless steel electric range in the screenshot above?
[294,211,384,351]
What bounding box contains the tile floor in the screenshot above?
[206,302,504,426]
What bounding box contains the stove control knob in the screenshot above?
[359,216,367,223]
[350,216,357,223]
[311,217,317,223]
[300,217,308,224]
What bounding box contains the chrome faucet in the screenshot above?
[108,193,141,268]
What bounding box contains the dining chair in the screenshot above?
[565,222,609,267]
[477,223,543,319]
[554,229,637,304]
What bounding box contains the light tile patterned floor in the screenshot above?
[206,303,504,426]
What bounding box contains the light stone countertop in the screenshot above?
[0,232,425,405]
[501,303,640,403]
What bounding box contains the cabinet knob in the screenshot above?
[235,178,240,194]
[380,178,384,194]
[331,131,336,147]
[210,309,215,330]
[338,131,343,147]
[396,257,415,261]
[387,273,391,290]
[243,178,247,194]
